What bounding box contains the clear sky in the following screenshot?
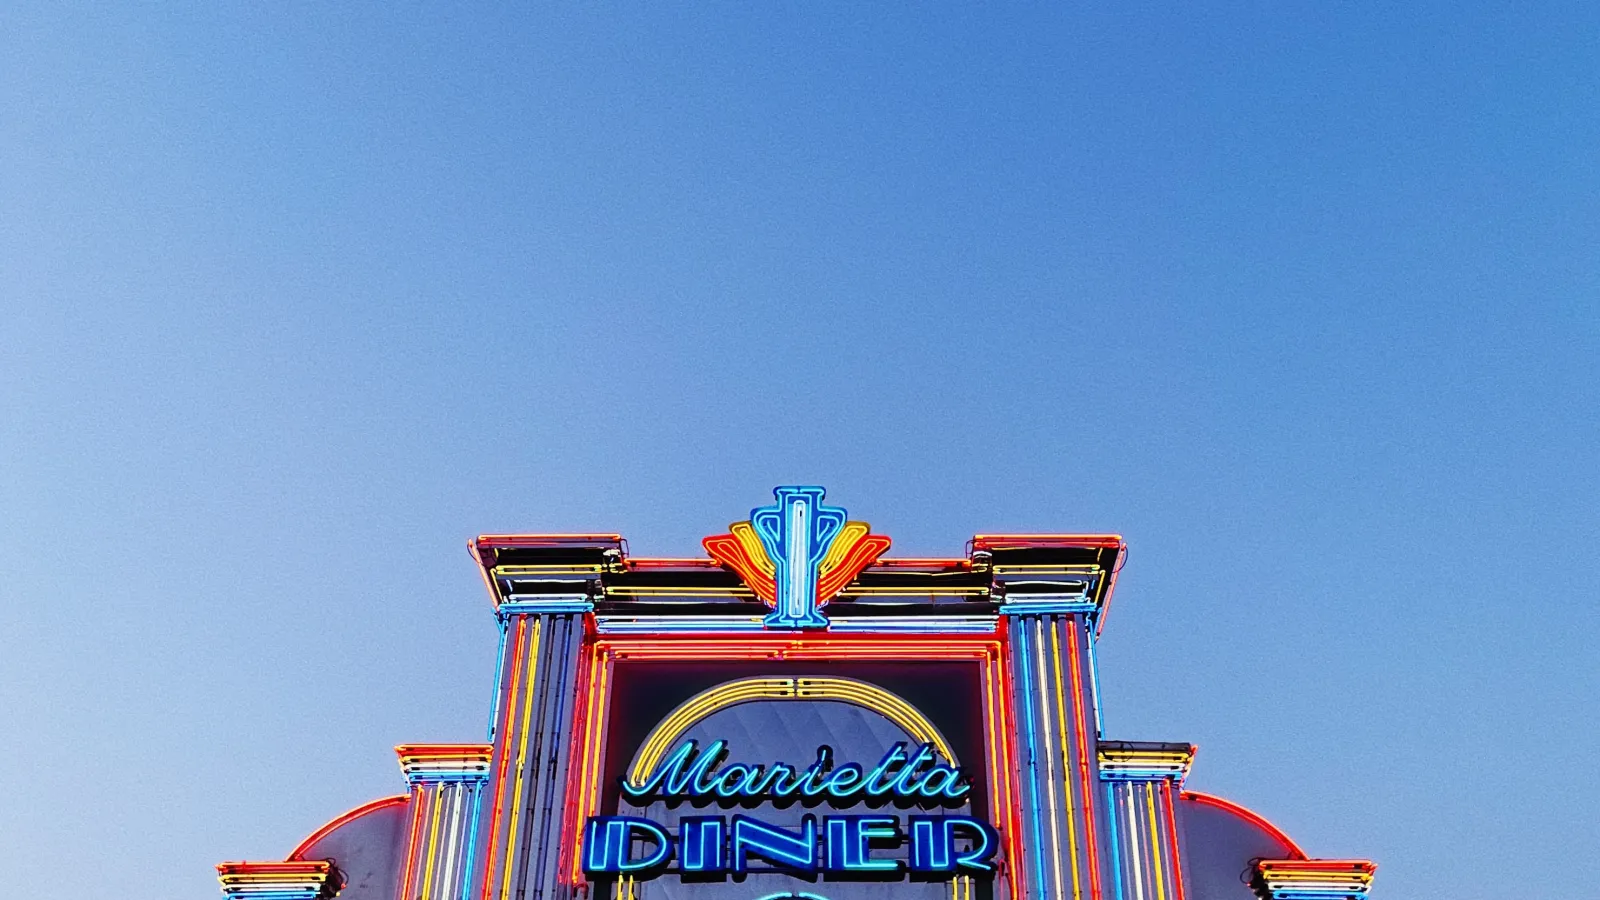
[2,4,1596,898]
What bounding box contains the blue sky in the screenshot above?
[2,4,1596,898]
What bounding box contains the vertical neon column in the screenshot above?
[476,599,592,900]
[985,535,1121,900]
[1002,608,1106,900]
[397,745,493,900]
[1097,743,1195,900]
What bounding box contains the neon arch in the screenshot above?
[626,675,958,789]
[287,794,408,861]
[1181,790,1308,859]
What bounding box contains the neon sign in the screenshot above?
[581,814,998,877]
[620,740,970,804]
[587,739,998,879]
[703,486,891,628]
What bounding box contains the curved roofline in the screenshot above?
[1180,790,1307,860]
[288,794,409,861]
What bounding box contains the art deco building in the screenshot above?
[219,487,1374,900]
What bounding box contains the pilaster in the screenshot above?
[471,535,609,900]
[1003,611,1106,900]
[1097,742,1195,900]
[985,534,1122,900]
[396,744,493,900]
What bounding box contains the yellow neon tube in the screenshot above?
[500,619,541,900]
[1145,783,1165,900]
[421,783,445,900]
[1050,622,1084,900]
